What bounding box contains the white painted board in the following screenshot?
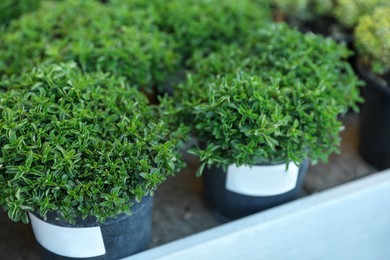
[129,169,390,260]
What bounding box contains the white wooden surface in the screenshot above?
[129,169,390,260]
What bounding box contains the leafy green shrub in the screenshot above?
[0,0,179,92]
[176,23,361,174]
[150,0,272,63]
[355,7,390,76]
[335,0,389,28]
[0,63,187,224]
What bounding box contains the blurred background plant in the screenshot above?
[0,0,180,93]
[355,6,390,77]
[0,0,59,26]
[335,0,389,29]
[273,0,389,42]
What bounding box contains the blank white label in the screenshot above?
[29,213,106,258]
[226,163,299,196]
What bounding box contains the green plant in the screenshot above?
[274,0,389,30]
[150,0,272,63]
[335,0,389,29]
[0,62,187,224]
[273,0,334,22]
[176,23,361,175]
[0,0,47,26]
[0,0,179,93]
[355,7,390,76]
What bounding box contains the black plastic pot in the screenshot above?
[357,62,390,170]
[202,161,309,222]
[30,196,153,260]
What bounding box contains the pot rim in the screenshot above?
[29,195,153,228]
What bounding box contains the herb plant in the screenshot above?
[334,0,389,29]
[0,0,40,26]
[150,0,272,63]
[0,0,61,26]
[176,23,361,175]
[274,0,389,30]
[355,6,390,76]
[0,63,186,224]
[0,0,179,92]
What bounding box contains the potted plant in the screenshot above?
[108,0,272,96]
[355,7,390,170]
[273,0,388,44]
[150,0,272,66]
[0,0,180,97]
[174,23,361,221]
[334,0,389,29]
[0,63,187,259]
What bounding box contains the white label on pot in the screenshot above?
[29,213,106,258]
[226,162,299,196]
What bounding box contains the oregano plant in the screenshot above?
[0,0,47,26]
[0,0,179,93]
[175,23,361,175]
[0,63,187,224]
[150,0,272,64]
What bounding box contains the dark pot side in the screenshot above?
[202,160,309,222]
[157,70,187,98]
[32,196,153,260]
[274,14,354,46]
[357,61,390,170]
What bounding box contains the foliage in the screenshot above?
[176,23,361,174]
[0,0,179,92]
[274,0,389,30]
[0,63,187,224]
[150,0,272,63]
[335,0,389,28]
[273,0,334,22]
[0,0,48,26]
[355,7,390,75]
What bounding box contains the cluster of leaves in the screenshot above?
[1,0,273,92]
[0,0,363,223]
[355,7,390,76]
[0,63,187,224]
[334,0,389,28]
[0,0,179,93]
[175,23,361,174]
[0,0,56,26]
[273,0,334,22]
[150,0,272,64]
